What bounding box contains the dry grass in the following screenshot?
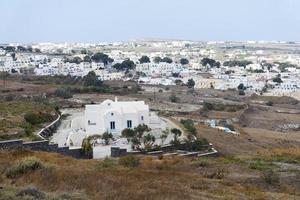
[0,100,56,140]
[0,150,299,200]
[261,147,300,157]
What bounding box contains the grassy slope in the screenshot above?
[0,101,56,140]
[0,148,299,200]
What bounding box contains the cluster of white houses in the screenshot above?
[1,42,300,100]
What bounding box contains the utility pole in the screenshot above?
[0,72,8,88]
[153,87,156,102]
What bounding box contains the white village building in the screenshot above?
[85,98,150,136]
[136,62,185,77]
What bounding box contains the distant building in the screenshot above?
[136,62,185,77]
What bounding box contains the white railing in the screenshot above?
[37,115,61,140]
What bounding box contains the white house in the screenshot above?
[85,98,150,136]
[136,62,185,77]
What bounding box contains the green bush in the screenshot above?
[24,112,53,125]
[266,101,274,106]
[6,157,46,178]
[54,88,73,99]
[81,138,93,156]
[203,101,245,112]
[202,102,214,111]
[169,95,180,103]
[183,138,209,151]
[24,112,40,125]
[20,122,34,136]
[248,160,276,171]
[119,155,140,168]
[180,119,197,135]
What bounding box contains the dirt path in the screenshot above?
[196,125,300,156]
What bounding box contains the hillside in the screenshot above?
[0,101,57,141]
[0,148,299,200]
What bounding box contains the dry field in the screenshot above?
[0,148,299,200]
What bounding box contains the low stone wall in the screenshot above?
[111,143,218,158]
[0,139,91,159]
[0,140,23,150]
[111,147,128,157]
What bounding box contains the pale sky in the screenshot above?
[1,0,300,43]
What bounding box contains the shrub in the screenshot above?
[171,128,182,139]
[21,122,34,136]
[24,112,53,125]
[81,138,93,156]
[102,132,113,145]
[249,160,276,171]
[119,155,140,168]
[6,157,45,178]
[261,170,280,185]
[202,102,213,111]
[273,77,283,83]
[169,95,180,103]
[24,112,40,125]
[238,90,245,96]
[180,119,197,135]
[266,101,274,106]
[187,79,195,89]
[16,187,46,199]
[54,88,73,99]
[203,168,227,179]
[182,138,209,151]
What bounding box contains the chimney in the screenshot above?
[115,97,118,102]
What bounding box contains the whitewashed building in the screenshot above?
[136,62,185,77]
[85,98,150,136]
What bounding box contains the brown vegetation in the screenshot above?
[0,149,299,200]
[0,101,57,141]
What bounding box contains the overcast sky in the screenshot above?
[1,0,300,43]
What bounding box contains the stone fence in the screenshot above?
[0,139,91,159]
[111,143,219,158]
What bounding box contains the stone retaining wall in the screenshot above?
[111,143,218,158]
[0,139,91,159]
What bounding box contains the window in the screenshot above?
[127,120,132,128]
[110,121,115,130]
[141,116,144,121]
[88,120,96,126]
[111,113,114,116]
